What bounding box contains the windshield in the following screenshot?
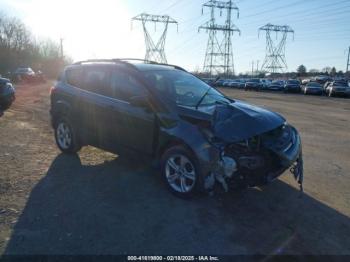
[249,79,260,83]
[142,70,231,107]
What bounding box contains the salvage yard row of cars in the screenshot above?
[0,67,47,116]
[203,77,350,97]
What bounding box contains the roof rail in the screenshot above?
[73,58,187,72]
[114,58,157,64]
[73,59,117,65]
[149,62,187,72]
[72,59,140,71]
[114,58,186,71]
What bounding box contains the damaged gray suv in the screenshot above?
[51,59,303,197]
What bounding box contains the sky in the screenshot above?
[0,0,350,74]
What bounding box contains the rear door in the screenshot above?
[77,65,113,148]
[108,68,156,155]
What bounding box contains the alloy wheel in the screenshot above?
[56,122,72,149]
[165,154,196,193]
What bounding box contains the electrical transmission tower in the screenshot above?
[199,0,240,77]
[259,23,294,74]
[131,13,178,63]
[346,46,350,72]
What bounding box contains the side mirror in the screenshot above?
[129,95,150,109]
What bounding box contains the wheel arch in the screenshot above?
[156,138,197,165]
[51,100,73,127]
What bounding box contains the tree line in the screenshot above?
[0,11,71,78]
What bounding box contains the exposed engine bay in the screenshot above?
[204,123,303,193]
[178,100,303,194]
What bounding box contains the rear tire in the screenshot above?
[54,116,81,154]
[160,145,202,198]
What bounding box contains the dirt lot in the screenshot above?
[1,82,350,255]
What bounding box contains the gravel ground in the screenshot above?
[0,82,350,255]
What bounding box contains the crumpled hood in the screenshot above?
[212,100,285,142]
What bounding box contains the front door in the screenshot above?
[109,68,155,155]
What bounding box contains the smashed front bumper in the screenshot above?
[205,124,304,193]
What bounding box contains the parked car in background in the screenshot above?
[325,81,350,97]
[267,80,285,91]
[244,78,262,91]
[238,79,246,89]
[50,59,303,197]
[0,77,15,112]
[222,80,233,87]
[228,80,243,88]
[302,82,323,95]
[201,78,216,87]
[284,79,301,93]
[213,79,227,87]
[315,75,332,85]
[13,67,35,82]
[301,79,310,85]
[260,79,272,90]
[13,67,45,83]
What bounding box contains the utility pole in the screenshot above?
[60,38,64,59]
[346,46,350,72]
[251,60,254,77]
[131,13,178,63]
[256,60,259,76]
[259,23,294,74]
[199,0,240,77]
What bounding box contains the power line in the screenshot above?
[160,0,187,13]
[131,13,178,63]
[243,0,309,19]
[238,0,348,28]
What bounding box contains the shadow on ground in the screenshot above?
[4,153,350,255]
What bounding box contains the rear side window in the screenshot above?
[66,68,84,88]
[83,66,111,96]
[110,69,148,102]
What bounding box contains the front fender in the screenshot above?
[157,117,221,176]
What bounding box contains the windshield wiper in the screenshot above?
[195,86,211,109]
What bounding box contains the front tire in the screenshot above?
[160,146,201,198]
[54,117,81,154]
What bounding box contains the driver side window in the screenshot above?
[110,69,148,102]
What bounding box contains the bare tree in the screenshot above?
[0,11,71,78]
